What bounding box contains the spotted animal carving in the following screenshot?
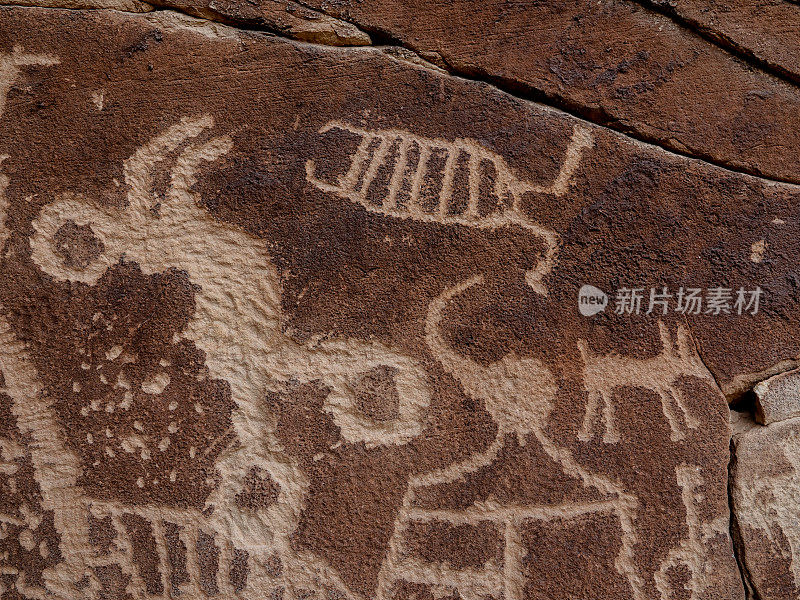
[20,115,433,598]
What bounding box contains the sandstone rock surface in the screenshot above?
[279,0,800,184]
[755,368,800,425]
[0,0,151,9]
[0,3,797,600]
[648,0,800,82]
[731,413,800,599]
[146,0,371,45]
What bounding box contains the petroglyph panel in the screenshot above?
[4,6,798,599]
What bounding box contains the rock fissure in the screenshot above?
[631,0,800,90]
[288,0,800,187]
[728,435,762,600]
[6,2,800,188]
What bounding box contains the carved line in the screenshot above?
[305,121,592,296]
[375,276,647,600]
[0,309,93,598]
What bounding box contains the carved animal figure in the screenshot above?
[306,121,593,295]
[577,322,707,443]
[18,115,432,599]
[375,274,646,600]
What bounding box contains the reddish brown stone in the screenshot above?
[649,0,800,83]
[731,414,800,599]
[120,512,164,596]
[292,0,800,184]
[148,0,371,45]
[235,466,281,510]
[162,521,190,596]
[402,520,503,571]
[0,398,62,598]
[754,367,800,425]
[2,5,794,599]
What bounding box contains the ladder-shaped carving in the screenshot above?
[306,121,593,295]
[578,322,707,444]
[0,308,288,600]
[305,121,593,221]
[85,501,255,598]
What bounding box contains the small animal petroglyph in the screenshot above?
[654,464,728,600]
[306,121,593,295]
[578,322,707,443]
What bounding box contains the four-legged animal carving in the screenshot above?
[578,322,707,443]
[375,275,647,600]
